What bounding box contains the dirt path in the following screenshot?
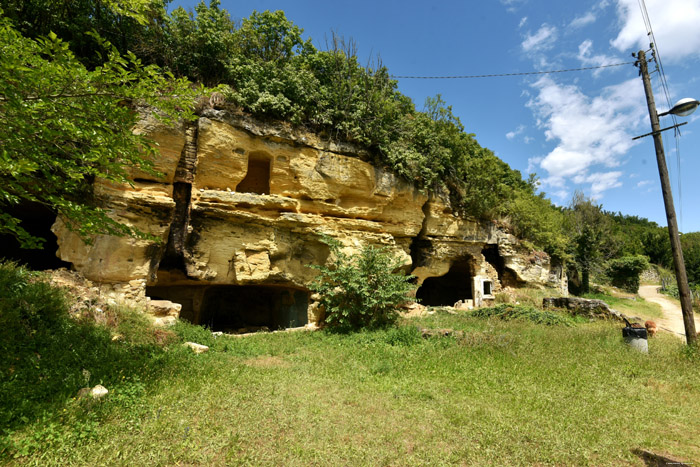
[638,284,700,339]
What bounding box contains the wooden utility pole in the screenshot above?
[636,49,697,345]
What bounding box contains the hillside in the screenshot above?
[5,1,700,295]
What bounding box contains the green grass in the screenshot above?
[507,286,567,308]
[470,303,581,326]
[5,314,700,465]
[2,265,699,465]
[582,292,665,320]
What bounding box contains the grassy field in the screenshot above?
[4,307,700,466]
[581,291,665,321]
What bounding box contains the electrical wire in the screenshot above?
[390,62,634,79]
[639,0,684,230]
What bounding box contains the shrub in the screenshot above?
[310,237,415,332]
[606,255,649,293]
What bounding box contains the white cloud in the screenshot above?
[637,179,653,187]
[570,12,597,29]
[527,76,647,196]
[577,39,620,71]
[552,189,570,201]
[522,24,558,53]
[519,16,528,28]
[587,171,624,197]
[611,0,700,61]
[506,124,526,140]
[501,0,527,13]
[527,156,542,173]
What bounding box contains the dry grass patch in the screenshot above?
[243,355,289,368]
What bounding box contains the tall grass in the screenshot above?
[0,262,189,456]
[582,291,664,320]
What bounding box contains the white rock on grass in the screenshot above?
[184,342,209,354]
[153,316,177,327]
[90,385,109,398]
[77,384,109,400]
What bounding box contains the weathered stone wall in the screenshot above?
[52,110,567,327]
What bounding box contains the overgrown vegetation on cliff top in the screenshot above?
[0,0,569,258]
[0,3,197,249]
[4,0,700,280]
[160,4,541,237]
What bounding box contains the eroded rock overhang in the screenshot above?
[52,109,567,327]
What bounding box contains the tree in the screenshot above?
[0,8,196,248]
[164,0,237,85]
[234,9,313,62]
[606,255,649,293]
[310,237,415,332]
[0,0,169,67]
[681,232,700,286]
[565,191,616,294]
[507,189,569,261]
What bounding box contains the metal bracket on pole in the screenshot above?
[632,121,687,140]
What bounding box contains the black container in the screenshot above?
[622,324,648,353]
[622,326,648,339]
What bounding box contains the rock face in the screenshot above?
[542,297,624,321]
[53,110,567,331]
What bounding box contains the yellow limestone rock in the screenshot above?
[52,112,567,327]
[131,112,187,184]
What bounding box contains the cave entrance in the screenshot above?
[236,153,271,195]
[146,284,309,332]
[0,201,72,270]
[200,285,308,332]
[416,258,473,306]
[483,244,520,288]
[482,245,505,280]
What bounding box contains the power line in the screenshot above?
[639,0,684,230]
[390,62,634,79]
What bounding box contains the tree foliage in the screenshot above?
[6,0,690,277]
[508,188,569,260]
[0,7,196,248]
[310,237,415,332]
[681,232,700,286]
[606,255,649,293]
[0,0,169,68]
[564,192,617,294]
[164,0,236,85]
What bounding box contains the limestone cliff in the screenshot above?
[53,109,567,331]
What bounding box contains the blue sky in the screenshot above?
[172,0,700,232]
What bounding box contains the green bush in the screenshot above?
[310,237,415,332]
[606,255,649,293]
